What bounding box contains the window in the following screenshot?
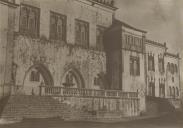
[167,63,170,71]
[148,54,155,71]
[172,87,175,98]
[130,56,140,76]
[149,82,155,96]
[176,87,179,97]
[50,12,66,41]
[30,70,40,82]
[94,75,101,86]
[172,77,174,83]
[63,71,75,87]
[170,63,175,74]
[75,19,89,48]
[158,55,164,73]
[169,87,172,97]
[175,64,178,73]
[159,83,165,98]
[96,26,105,50]
[20,4,40,37]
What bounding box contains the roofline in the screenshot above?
[0,0,19,8]
[165,52,180,59]
[146,39,167,49]
[114,19,147,33]
[86,0,118,11]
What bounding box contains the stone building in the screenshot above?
[0,0,181,121]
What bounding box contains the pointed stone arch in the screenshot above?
[23,64,54,86]
[61,68,85,88]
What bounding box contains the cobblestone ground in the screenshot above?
[0,113,182,128]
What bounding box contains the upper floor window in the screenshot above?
[158,55,164,73]
[19,4,40,37]
[96,26,105,51]
[167,63,178,74]
[75,19,89,48]
[130,56,140,76]
[50,12,66,41]
[148,54,155,71]
[124,34,143,52]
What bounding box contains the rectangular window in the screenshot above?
[50,11,66,41]
[158,56,164,73]
[148,55,155,71]
[159,84,165,98]
[149,82,155,96]
[75,19,89,48]
[30,70,40,82]
[130,56,140,76]
[19,4,40,37]
[96,25,105,50]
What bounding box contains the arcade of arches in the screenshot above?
[23,64,85,95]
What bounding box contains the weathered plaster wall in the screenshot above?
[11,0,114,94]
[0,2,16,98]
[13,36,106,92]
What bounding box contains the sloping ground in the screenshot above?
[0,95,66,120]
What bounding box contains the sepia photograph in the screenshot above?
[0,0,182,128]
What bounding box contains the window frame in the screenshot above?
[75,19,89,48]
[19,4,40,38]
[130,56,140,76]
[49,11,67,41]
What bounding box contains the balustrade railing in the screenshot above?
[40,86,138,99]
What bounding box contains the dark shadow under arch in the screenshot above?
[63,67,85,88]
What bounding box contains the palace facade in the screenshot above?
[0,0,181,121]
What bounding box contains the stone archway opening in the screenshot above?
[62,68,85,88]
[23,64,54,95]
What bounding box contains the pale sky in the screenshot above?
[114,0,183,53]
[114,0,183,85]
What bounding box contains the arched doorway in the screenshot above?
[23,64,54,95]
[61,68,85,88]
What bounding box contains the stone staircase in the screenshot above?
[0,95,67,121]
[0,95,140,122]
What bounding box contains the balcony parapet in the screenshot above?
[39,86,139,99]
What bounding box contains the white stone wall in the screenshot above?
[164,55,180,98]
[145,43,166,97]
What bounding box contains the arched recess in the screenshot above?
[23,64,54,95]
[61,68,85,88]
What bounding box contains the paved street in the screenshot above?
[0,113,182,128]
